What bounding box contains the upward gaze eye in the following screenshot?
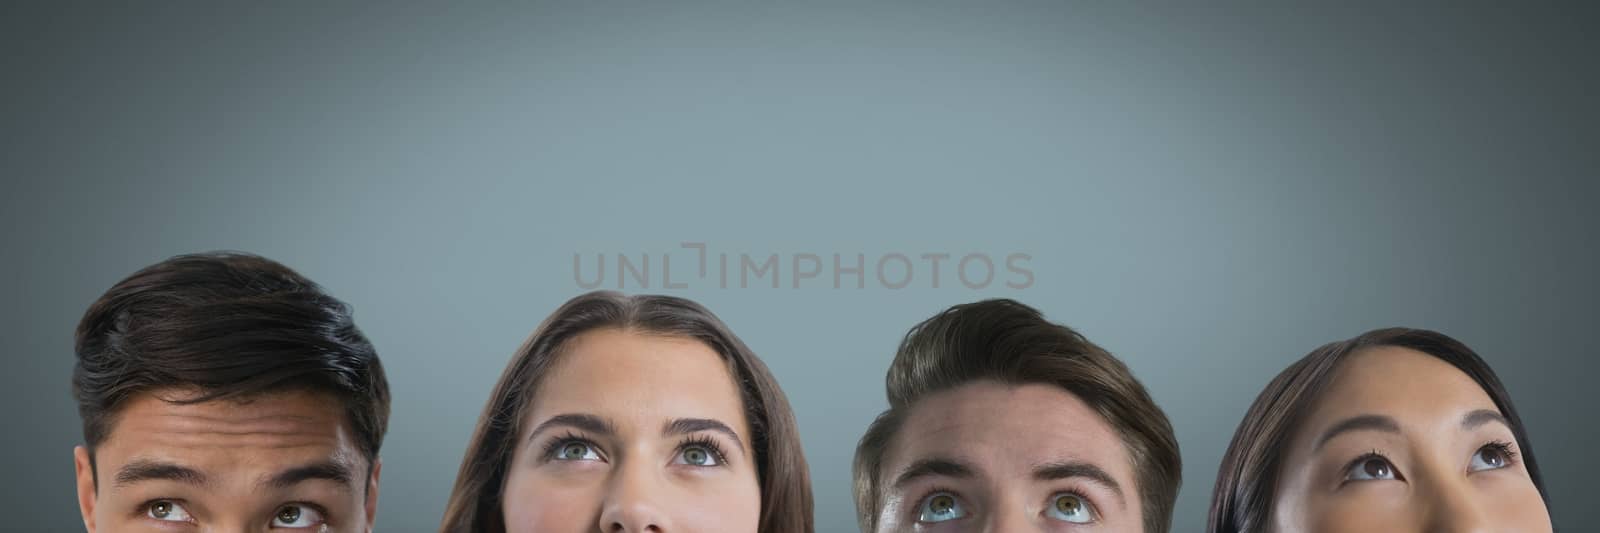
[917,491,967,523]
[270,504,326,529]
[146,500,193,522]
[1469,441,1516,472]
[675,444,722,466]
[552,440,602,461]
[1046,492,1097,524]
[1344,453,1401,482]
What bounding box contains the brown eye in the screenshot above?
[1344,453,1400,481]
[270,504,324,527]
[1469,442,1516,472]
[145,500,192,522]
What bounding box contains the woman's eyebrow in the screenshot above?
[1314,414,1402,451]
[663,417,746,454]
[1461,409,1507,431]
[527,413,617,443]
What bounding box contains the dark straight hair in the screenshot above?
[440,291,813,533]
[1207,327,1548,533]
[72,251,390,480]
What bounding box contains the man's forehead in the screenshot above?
[97,388,362,469]
[887,381,1133,479]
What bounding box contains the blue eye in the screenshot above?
[1045,493,1096,524]
[1344,453,1401,481]
[146,500,193,522]
[1468,442,1516,472]
[552,440,602,461]
[270,504,325,529]
[917,491,967,523]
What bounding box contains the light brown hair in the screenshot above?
[851,299,1181,533]
[440,291,813,533]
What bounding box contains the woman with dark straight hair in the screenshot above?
[441,291,813,533]
[1209,327,1551,533]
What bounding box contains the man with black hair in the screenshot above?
[71,252,390,532]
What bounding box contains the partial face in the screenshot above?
[502,329,762,533]
[73,388,380,532]
[873,381,1144,532]
[1270,347,1551,533]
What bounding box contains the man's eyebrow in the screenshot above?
[1315,414,1402,451]
[527,413,617,443]
[263,461,356,490]
[893,457,977,489]
[1033,461,1125,507]
[1461,409,1508,431]
[663,418,746,454]
[114,459,207,488]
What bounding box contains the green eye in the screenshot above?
[1046,493,1096,523]
[684,447,709,465]
[675,444,722,466]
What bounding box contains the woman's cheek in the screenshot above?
[674,468,763,533]
[502,473,606,533]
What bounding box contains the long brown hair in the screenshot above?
[440,291,813,533]
[1207,327,1549,533]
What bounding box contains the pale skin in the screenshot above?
[501,328,762,533]
[1270,346,1552,532]
[73,388,381,532]
[874,380,1144,532]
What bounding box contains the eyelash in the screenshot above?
[540,431,601,462]
[1481,440,1519,466]
[906,487,1101,518]
[131,499,333,527]
[539,432,732,466]
[1340,440,1523,483]
[677,435,731,467]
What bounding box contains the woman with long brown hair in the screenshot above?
[441,291,813,533]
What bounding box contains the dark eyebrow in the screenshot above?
[114,459,207,488]
[527,413,617,443]
[264,461,355,490]
[1033,461,1126,507]
[1315,414,1402,451]
[1461,409,1508,431]
[893,457,977,489]
[664,418,746,455]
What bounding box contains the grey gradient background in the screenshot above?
[3,3,1596,532]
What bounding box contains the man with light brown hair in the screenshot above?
[853,299,1180,533]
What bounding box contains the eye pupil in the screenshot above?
[1363,458,1390,478]
[1056,495,1081,514]
[278,506,300,523]
[930,495,953,514]
[685,447,707,465]
[151,502,170,518]
[563,443,586,459]
[1482,448,1504,467]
